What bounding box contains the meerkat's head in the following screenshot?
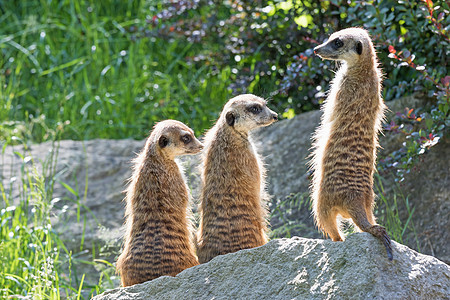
[313,28,374,65]
[220,94,278,134]
[150,120,203,159]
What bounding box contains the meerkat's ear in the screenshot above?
[356,41,363,55]
[159,136,169,148]
[226,111,235,126]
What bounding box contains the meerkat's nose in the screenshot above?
[313,46,319,55]
[272,113,278,121]
[314,44,326,55]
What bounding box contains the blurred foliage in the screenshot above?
[148,0,449,179]
[147,0,449,113]
[379,7,449,180]
[0,0,231,143]
[0,0,448,145]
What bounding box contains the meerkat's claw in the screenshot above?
[382,232,393,261]
[371,225,393,260]
[384,235,391,246]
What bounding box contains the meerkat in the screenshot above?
[116,120,203,286]
[310,28,393,260]
[196,94,278,263]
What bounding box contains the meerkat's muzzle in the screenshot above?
[189,141,204,154]
[266,111,278,125]
[257,112,277,126]
[313,44,338,60]
[313,44,327,57]
[313,44,322,55]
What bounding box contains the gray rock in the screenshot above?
[253,96,450,264]
[1,95,448,290]
[252,109,320,240]
[92,233,450,300]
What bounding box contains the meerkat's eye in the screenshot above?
[334,38,344,49]
[248,105,262,114]
[181,134,192,144]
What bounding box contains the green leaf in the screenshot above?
[58,181,78,197]
[40,57,86,76]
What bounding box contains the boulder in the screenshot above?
[92,233,450,300]
[1,95,448,289]
[254,95,449,263]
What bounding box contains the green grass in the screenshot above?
[0,141,116,299]
[269,192,311,239]
[374,173,419,248]
[1,143,65,298]
[1,0,231,144]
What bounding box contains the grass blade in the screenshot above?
[40,57,86,76]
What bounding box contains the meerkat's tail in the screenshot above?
[349,206,393,261]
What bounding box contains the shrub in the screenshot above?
[149,0,449,175]
[1,0,447,146]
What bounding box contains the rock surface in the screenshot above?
[1,95,448,289]
[92,233,450,300]
[254,95,450,262]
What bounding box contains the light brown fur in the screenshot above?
[196,94,278,263]
[116,120,203,286]
[311,28,393,260]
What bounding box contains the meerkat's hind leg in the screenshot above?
[317,207,343,242]
[365,196,377,225]
[349,205,393,261]
[365,205,377,225]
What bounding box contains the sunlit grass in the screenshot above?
[0,145,65,298]
[0,141,116,299]
[374,173,418,248]
[1,1,231,144]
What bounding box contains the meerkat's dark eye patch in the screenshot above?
[159,136,169,148]
[181,134,192,144]
[333,38,344,49]
[356,41,363,55]
[247,104,262,114]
